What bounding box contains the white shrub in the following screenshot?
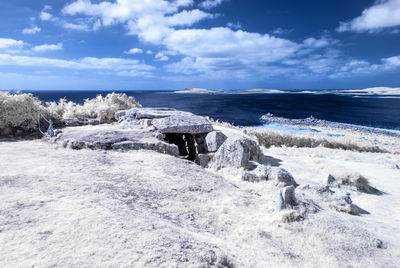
[46,93,142,123]
[0,91,44,134]
[1,92,142,136]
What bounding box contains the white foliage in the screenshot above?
[0,92,142,135]
[46,92,142,123]
[0,91,43,133]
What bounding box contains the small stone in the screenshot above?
[274,185,296,212]
[241,171,259,182]
[327,174,336,185]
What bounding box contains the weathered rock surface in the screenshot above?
[267,167,297,187]
[206,131,227,152]
[152,115,214,134]
[115,107,192,121]
[136,109,193,119]
[274,185,296,211]
[212,136,264,169]
[52,124,179,157]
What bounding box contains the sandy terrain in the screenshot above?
[1,137,399,267]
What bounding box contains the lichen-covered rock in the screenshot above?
[135,109,193,119]
[274,185,296,211]
[241,164,269,182]
[206,131,227,152]
[267,167,297,187]
[152,115,214,134]
[54,124,179,156]
[212,137,263,168]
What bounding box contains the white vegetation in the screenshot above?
[0,91,43,134]
[46,92,141,122]
[246,127,390,153]
[0,91,141,135]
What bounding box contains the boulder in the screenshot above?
[267,167,297,187]
[152,115,214,134]
[205,131,227,152]
[212,137,263,168]
[241,164,269,182]
[274,185,296,212]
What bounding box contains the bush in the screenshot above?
[0,91,43,135]
[246,127,387,153]
[46,93,142,123]
[0,92,142,136]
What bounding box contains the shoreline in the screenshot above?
[258,114,400,138]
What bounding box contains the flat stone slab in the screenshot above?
[152,115,214,134]
[52,124,179,156]
[115,107,193,120]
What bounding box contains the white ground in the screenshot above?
[1,139,400,267]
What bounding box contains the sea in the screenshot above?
[25,90,400,130]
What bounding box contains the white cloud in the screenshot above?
[93,19,102,31]
[62,21,89,31]
[338,0,400,32]
[166,9,212,26]
[272,28,293,35]
[329,55,400,79]
[226,22,242,29]
[124,48,143,54]
[22,26,41,35]
[199,0,224,9]
[163,27,299,64]
[0,38,24,49]
[155,52,169,61]
[146,50,153,54]
[0,54,155,77]
[32,43,63,52]
[40,11,53,21]
[62,0,210,43]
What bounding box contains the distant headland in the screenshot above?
[173,87,400,96]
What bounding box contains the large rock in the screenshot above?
[53,124,179,157]
[205,131,227,152]
[267,167,297,187]
[152,115,214,134]
[212,136,263,168]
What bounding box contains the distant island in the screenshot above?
[174,87,400,96]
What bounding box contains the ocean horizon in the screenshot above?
[21,89,400,131]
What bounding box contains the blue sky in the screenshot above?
[0,0,399,90]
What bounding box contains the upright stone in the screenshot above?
[205,131,227,152]
[212,137,263,168]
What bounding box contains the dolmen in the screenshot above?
[52,107,295,185]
